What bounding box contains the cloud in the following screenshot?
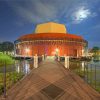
[6,0,98,25]
[34,2,57,19]
[72,6,97,24]
[6,0,59,24]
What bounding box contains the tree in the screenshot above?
[91,47,100,55]
[0,43,2,52]
[0,41,14,54]
[91,46,100,61]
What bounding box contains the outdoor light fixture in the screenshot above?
[55,48,59,52]
[25,48,30,53]
[55,48,59,56]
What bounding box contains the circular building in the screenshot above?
[15,22,88,57]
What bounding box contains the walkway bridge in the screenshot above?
[1,59,100,100]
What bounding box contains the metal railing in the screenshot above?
[69,61,100,92]
[0,56,43,98]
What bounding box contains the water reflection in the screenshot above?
[0,60,34,75]
[16,63,20,73]
[70,60,100,82]
[23,61,30,74]
[81,62,85,71]
[15,60,33,74]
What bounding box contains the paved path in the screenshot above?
[1,60,100,100]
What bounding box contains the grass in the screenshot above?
[0,53,14,66]
[0,72,24,95]
[0,53,25,95]
[0,53,26,95]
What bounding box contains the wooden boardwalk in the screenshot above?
[1,60,100,100]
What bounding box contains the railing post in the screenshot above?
[84,63,86,80]
[4,61,6,98]
[94,65,96,89]
[90,64,92,86]
[86,65,88,83]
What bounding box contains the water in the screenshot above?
[0,60,34,75]
[15,60,33,74]
[82,61,100,80]
[0,59,100,78]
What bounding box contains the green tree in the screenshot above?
[91,47,100,55]
[0,41,14,54]
[91,47,100,61]
[0,43,2,52]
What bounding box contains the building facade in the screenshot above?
[15,22,88,57]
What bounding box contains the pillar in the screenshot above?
[34,54,38,68]
[65,56,69,69]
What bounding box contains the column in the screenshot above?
[65,56,69,69]
[34,54,38,68]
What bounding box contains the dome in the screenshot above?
[35,22,67,34]
[17,22,83,41]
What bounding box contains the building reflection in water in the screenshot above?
[24,61,30,74]
[15,60,32,74]
[81,62,85,71]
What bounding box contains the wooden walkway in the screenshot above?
[1,60,100,100]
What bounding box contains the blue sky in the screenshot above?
[0,0,100,48]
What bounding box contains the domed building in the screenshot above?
[14,22,88,57]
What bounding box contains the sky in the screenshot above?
[0,0,100,48]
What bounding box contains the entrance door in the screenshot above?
[73,49,77,57]
[46,56,55,61]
